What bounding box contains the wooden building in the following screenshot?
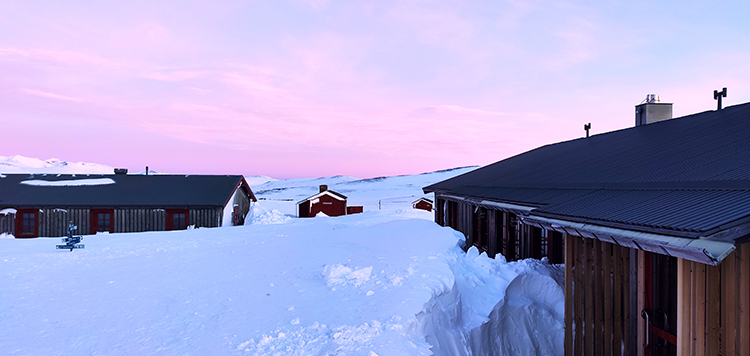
[412,197,433,212]
[424,100,750,355]
[297,185,349,217]
[0,173,256,237]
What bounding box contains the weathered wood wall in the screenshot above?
[38,208,89,236]
[0,211,15,235]
[436,195,562,263]
[676,243,750,355]
[1,207,223,237]
[232,187,252,224]
[565,234,633,356]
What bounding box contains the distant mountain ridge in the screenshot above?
[0,155,114,174]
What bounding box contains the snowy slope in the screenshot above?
[249,167,478,218]
[0,155,114,174]
[0,159,564,355]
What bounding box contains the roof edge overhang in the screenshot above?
[522,215,736,266]
[438,193,538,215]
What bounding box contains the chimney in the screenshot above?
[319,185,328,193]
[114,168,128,175]
[635,94,672,126]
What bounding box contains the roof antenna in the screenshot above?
[714,87,727,110]
[146,166,149,176]
[584,123,591,138]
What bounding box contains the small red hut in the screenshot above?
[297,185,348,217]
[412,198,433,212]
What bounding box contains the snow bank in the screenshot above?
[245,202,291,225]
[416,246,565,356]
[20,178,116,186]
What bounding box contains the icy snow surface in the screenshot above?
[0,163,564,355]
[19,178,116,186]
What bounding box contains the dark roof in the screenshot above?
[0,174,256,207]
[425,102,750,238]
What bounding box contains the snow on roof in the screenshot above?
[297,190,347,205]
[20,178,116,187]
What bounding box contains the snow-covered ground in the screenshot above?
[0,158,565,355]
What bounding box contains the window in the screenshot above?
[172,213,186,230]
[22,213,35,234]
[97,213,111,232]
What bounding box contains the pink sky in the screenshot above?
[3,1,750,178]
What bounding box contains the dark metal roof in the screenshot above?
[425,102,750,238]
[0,174,256,208]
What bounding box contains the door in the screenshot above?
[642,252,677,356]
[166,209,189,230]
[90,209,114,233]
[15,209,38,238]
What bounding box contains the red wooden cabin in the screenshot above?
[297,185,348,217]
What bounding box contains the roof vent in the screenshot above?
[114,168,128,175]
[635,94,672,126]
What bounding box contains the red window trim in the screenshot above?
[15,209,39,238]
[90,209,115,234]
[166,209,189,231]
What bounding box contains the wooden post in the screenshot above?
[565,233,574,356]
[740,244,750,356]
[584,238,593,356]
[613,245,623,355]
[594,239,603,356]
[603,242,613,356]
[705,264,721,355]
[575,235,584,355]
[676,258,692,355]
[721,249,737,356]
[636,250,646,356]
[695,262,706,355]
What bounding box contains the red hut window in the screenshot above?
[90,209,114,233]
[15,209,38,238]
[166,209,189,230]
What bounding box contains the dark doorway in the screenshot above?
[643,252,677,356]
[166,209,189,230]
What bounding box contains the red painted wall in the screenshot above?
[414,201,433,212]
[346,206,363,215]
[308,194,346,217]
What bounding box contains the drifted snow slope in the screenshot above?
[0,157,565,355]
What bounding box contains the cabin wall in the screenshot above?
[564,233,636,356]
[436,194,563,262]
[676,243,750,355]
[1,207,223,237]
[308,195,346,217]
[1,211,16,236]
[232,187,252,225]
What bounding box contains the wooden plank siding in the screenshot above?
[435,195,558,262]
[565,233,632,356]
[0,207,224,237]
[0,212,15,235]
[675,244,750,355]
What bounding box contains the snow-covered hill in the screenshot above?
[0,157,564,355]
[0,155,115,174]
